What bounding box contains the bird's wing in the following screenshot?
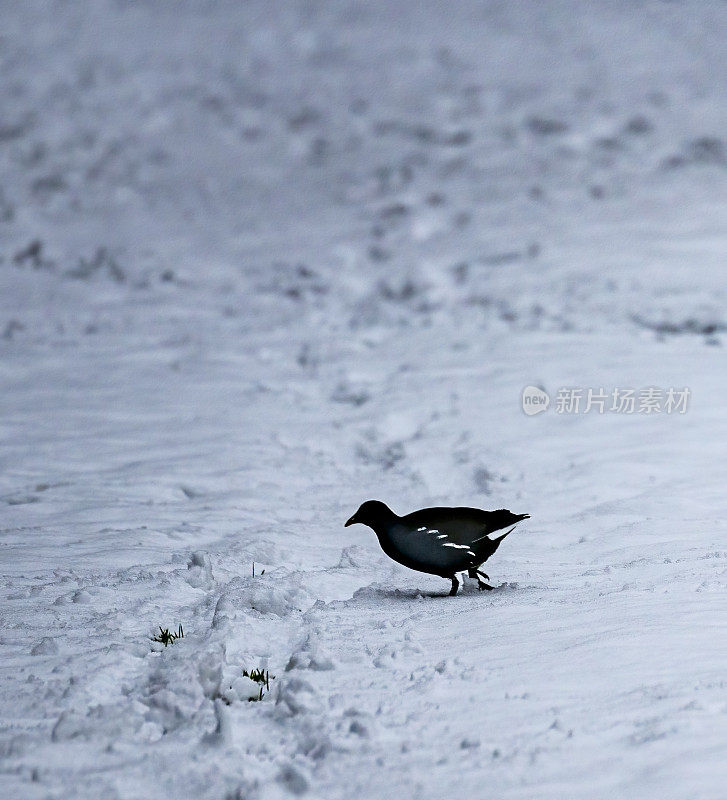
[386,508,529,571]
[401,508,485,544]
[388,522,479,570]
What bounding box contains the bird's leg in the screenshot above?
[449,575,459,596]
[468,568,493,591]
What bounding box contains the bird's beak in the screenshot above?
[344,515,356,527]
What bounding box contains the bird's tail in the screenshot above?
[483,511,530,541]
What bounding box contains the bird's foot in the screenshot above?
[449,576,459,596]
[468,568,491,587]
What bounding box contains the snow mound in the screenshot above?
[286,634,336,672]
[30,637,58,656]
[213,574,312,625]
[185,550,214,589]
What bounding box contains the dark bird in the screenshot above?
[345,500,529,596]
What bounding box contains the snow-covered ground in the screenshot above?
[2,1,727,797]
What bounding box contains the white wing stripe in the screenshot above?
[413,527,480,558]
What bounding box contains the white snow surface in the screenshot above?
[2,1,727,798]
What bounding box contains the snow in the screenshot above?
[2,0,727,797]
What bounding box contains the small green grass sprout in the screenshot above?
[243,667,274,700]
[151,623,184,647]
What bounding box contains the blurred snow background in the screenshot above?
[2,1,727,798]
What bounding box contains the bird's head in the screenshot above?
[344,500,395,531]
